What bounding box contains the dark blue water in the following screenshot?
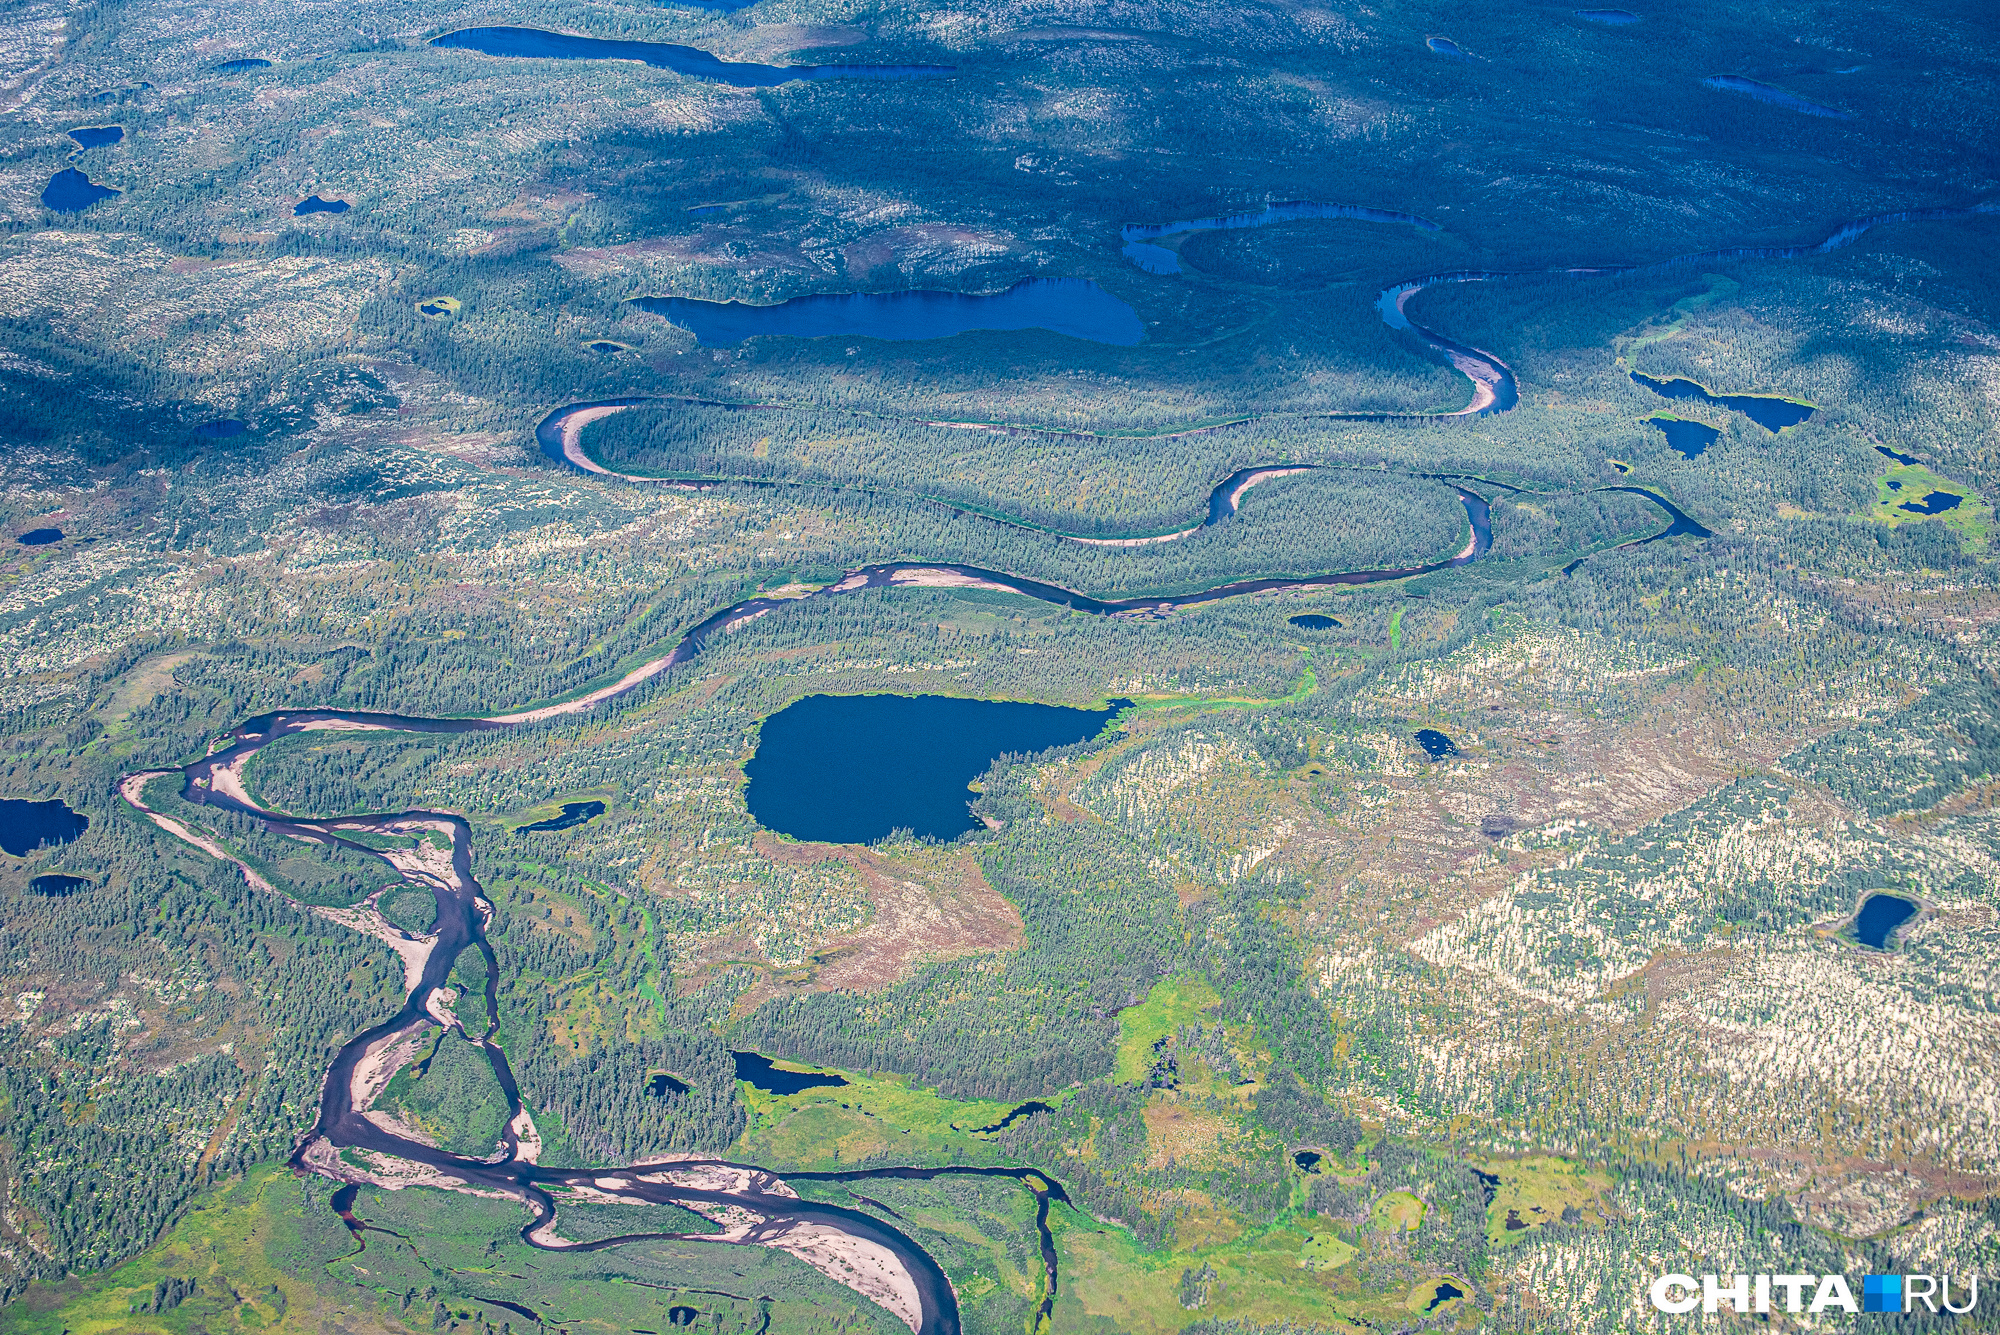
[1631,372,1812,431]
[634,278,1144,347]
[1602,485,1713,543]
[1876,445,1920,466]
[1415,729,1458,760]
[0,798,88,857]
[41,168,118,212]
[646,1071,691,1096]
[1427,36,1466,55]
[1289,614,1340,630]
[295,195,350,215]
[733,1051,848,1094]
[67,125,123,148]
[431,27,953,87]
[1427,1282,1465,1312]
[195,418,246,438]
[1647,416,1720,459]
[1293,1151,1322,1173]
[969,1101,1053,1134]
[1702,74,1850,119]
[1899,491,1962,516]
[28,874,91,896]
[586,340,624,352]
[1853,894,1915,948]
[745,694,1123,842]
[17,528,63,545]
[1575,8,1639,20]
[1120,201,1439,274]
[418,300,454,316]
[518,800,606,832]
[215,57,272,71]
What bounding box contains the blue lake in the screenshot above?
[1853,894,1915,949]
[16,528,63,546]
[633,278,1144,347]
[67,125,124,149]
[295,195,350,215]
[1875,445,1920,466]
[215,57,272,71]
[0,798,88,857]
[1702,74,1850,119]
[1120,201,1440,275]
[1415,729,1458,760]
[41,168,119,212]
[745,693,1123,843]
[733,1051,848,1094]
[1289,613,1340,630]
[1898,491,1962,516]
[196,418,247,438]
[1575,8,1640,20]
[1631,371,1813,431]
[517,800,605,832]
[431,27,953,87]
[1647,416,1720,459]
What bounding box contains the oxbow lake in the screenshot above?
[744,693,1124,843]
[633,278,1143,347]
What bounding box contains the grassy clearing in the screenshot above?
[1865,463,1990,546]
[734,1066,1023,1169]
[1115,975,1222,1084]
[1370,1190,1425,1233]
[1478,1155,1615,1246]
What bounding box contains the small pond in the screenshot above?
[430,27,953,87]
[195,418,247,438]
[1427,36,1466,55]
[1875,445,1919,466]
[647,1071,691,1096]
[41,168,119,212]
[0,798,88,857]
[1120,200,1439,274]
[1853,894,1915,949]
[518,799,606,832]
[1427,1282,1466,1311]
[732,1051,848,1094]
[67,125,124,149]
[634,277,1144,348]
[1415,729,1458,760]
[746,693,1123,843]
[667,1308,701,1327]
[215,57,272,71]
[1631,371,1812,431]
[295,195,350,215]
[1289,613,1341,630]
[29,874,91,896]
[1702,74,1850,119]
[1646,415,1720,459]
[1898,491,1961,516]
[1575,8,1640,20]
[1293,1150,1323,1173]
[969,1100,1052,1133]
[17,528,63,546]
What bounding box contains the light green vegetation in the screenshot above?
[1299,1229,1359,1271]
[1869,463,1991,545]
[1387,607,1405,650]
[1479,1156,1615,1247]
[1371,1191,1425,1233]
[1115,975,1222,1084]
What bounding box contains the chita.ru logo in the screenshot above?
[1648,1273,1982,1315]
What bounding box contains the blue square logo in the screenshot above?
[1863,1275,1902,1313]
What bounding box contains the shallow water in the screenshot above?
[0,798,89,857]
[1427,36,1465,55]
[1853,894,1915,948]
[1702,74,1850,119]
[633,277,1144,347]
[1575,9,1640,21]
[431,27,953,87]
[196,418,247,438]
[41,168,119,212]
[745,693,1123,842]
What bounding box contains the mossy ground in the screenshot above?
[1867,463,1991,546]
